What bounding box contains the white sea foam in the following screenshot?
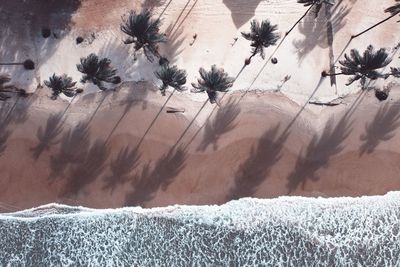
[1,193,400,266]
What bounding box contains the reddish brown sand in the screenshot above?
[1,0,400,212]
[0,82,400,212]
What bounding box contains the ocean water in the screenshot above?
[0,193,400,266]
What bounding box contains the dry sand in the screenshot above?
[0,0,400,211]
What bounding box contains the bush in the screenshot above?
[23,59,35,70]
[41,28,51,38]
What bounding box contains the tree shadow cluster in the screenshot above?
[359,102,400,155]
[227,124,289,200]
[159,23,186,64]
[286,114,353,193]
[293,0,351,63]
[103,146,141,192]
[31,112,65,160]
[48,120,111,197]
[125,146,188,207]
[197,97,241,152]
[0,94,36,156]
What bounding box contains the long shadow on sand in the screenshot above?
[0,92,36,156]
[359,102,400,155]
[61,139,110,197]
[160,23,186,64]
[227,124,289,201]
[31,112,65,160]
[103,146,141,192]
[0,104,13,156]
[196,97,241,152]
[49,121,91,182]
[222,0,263,29]
[125,146,188,207]
[293,0,351,64]
[286,114,353,193]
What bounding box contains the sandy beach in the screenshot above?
[1,0,400,211]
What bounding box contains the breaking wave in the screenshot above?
[1,193,400,266]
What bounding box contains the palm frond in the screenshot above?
[241,19,280,59]
[76,53,120,90]
[121,9,167,62]
[339,45,392,88]
[44,73,77,99]
[192,65,234,103]
[155,64,187,95]
[385,0,400,16]
[297,0,334,18]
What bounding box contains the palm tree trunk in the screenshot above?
[269,3,317,58]
[3,96,20,123]
[325,3,337,90]
[87,92,108,125]
[135,89,176,149]
[322,71,345,77]
[351,12,399,39]
[172,98,208,149]
[158,0,173,18]
[0,63,24,66]
[61,94,78,118]
[167,0,191,35]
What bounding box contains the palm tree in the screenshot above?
[44,74,79,100]
[322,45,392,88]
[121,9,167,62]
[351,1,400,39]
[155,64,187,95]
[132,64,187,148]
[191,65,235,104]
[76,53,121,90]
[241,19,280,65]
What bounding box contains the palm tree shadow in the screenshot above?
[286,114,353,193]
[103,146,141,192]
[49,120,91,182]
[227,124,289,201]
[30,112,65,160]
[359,102,400,155]
[8,93,37,124]
[61,139,110,197]
[222,0,263,29]
[196,97,241,152]
[0,104,13,155]
[125,146,188,207]
[293,0,351,64]
[143,0,166,10]
[0,0,81,87]
[160,23,186,63]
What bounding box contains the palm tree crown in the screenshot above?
[191,65,234,104]
[241,19,280,61]
[339,45,392,87]
[155,64,187,95]
[297,0,334,18]
[76,53,121,90]
[121,9,167,62]
[385,0,400,16]
[44,74,77,99]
